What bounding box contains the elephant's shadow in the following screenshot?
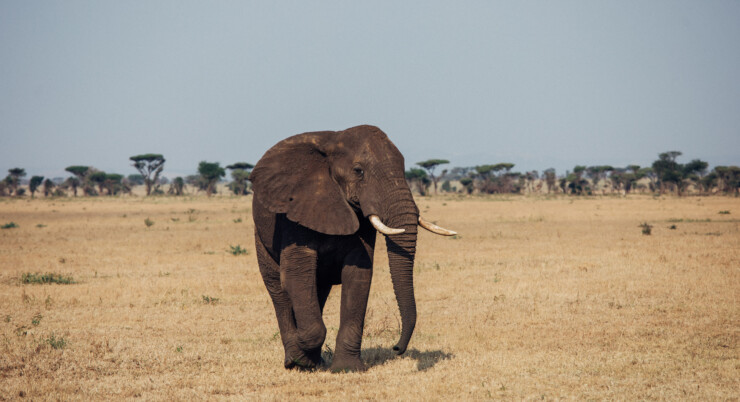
[322,347,453,371]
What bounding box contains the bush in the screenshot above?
[639,222,653,235]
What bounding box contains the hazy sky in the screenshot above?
[1,1,739,179]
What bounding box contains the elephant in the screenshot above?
[250,125,456,372]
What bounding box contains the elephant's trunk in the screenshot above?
[384,194,419,355]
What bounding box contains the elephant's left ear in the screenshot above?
[251,132,360,235]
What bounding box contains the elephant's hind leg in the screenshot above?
[280,244,327,360]
[255,239,318,369]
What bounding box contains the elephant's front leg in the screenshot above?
[330,249,373,372]
[280,244,326,366]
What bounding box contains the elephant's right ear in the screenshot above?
[251,132,360,236]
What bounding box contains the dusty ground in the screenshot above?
[0,194,738,400]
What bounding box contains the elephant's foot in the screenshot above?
[284,346,323,370]
[330,354,366,373]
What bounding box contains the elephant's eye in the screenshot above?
[353,166,364,178]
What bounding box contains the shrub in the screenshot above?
[2,222,19,229]
[639,222,653,235]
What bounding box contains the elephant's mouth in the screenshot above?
[348,195,360,209]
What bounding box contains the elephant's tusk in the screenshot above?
[418,216,457,236]
[369,215,405,235]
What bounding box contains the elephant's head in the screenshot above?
[251,125,455,354]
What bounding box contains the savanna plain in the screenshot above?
[0,194,738,400]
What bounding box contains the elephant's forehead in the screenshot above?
[333,128,405,163]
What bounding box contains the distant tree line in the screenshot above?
[405,152,739,197]
[2,151,738,198]
[0,154,255,198]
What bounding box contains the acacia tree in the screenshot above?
[563,166,589,195]
[29,176,44,198]
[88,171,108,195]
[620,165,646,195]
[6,168,26,196]
[713,166,740,195]
[104,174,126,195]
[699,171,718,195]
[198,161,225,196]
[586,166,614,192]
[226,162,254,195]
[682,159,708,194]
[475,163,515,193]
[543,168,557,194]
[524,171,539,193]
[652,151,682,195]
[652,152,708,196]
[65,166,90,196]
[168,177,185,196]
[641,167,657,193]
[474,165,496,193]
[416,159,449,194]
[43,178,56,197]
[130,154,165,196]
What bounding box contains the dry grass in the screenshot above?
[0,194,738,400]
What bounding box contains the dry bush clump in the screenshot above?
[0,195,737,399]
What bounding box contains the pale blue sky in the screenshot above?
[1,1,739,179]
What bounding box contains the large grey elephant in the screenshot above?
[251,125,455,372]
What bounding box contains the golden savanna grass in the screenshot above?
[1,194,738,400]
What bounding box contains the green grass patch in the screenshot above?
[45,333,67,349]
[202,295,220,304]
[229,245,249,256]
[2,222,19,229]
[22,272,76,285]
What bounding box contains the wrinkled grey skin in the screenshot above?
[250,125,420,372]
